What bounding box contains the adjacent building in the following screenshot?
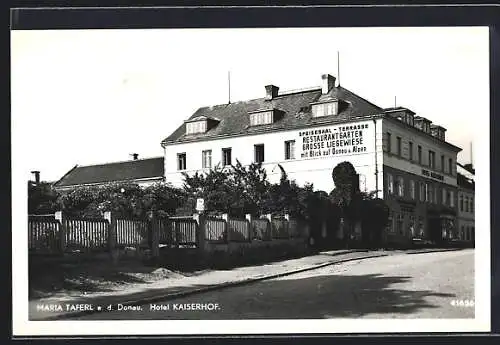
[161,73,463,244]
[53,156,165,191]
[456,163,475,244]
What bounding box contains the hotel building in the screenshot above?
[119,73,463,244]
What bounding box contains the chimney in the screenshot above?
[321,74,336,94]
[265,85,279,100]
[131,153,139,160]
[31,171,40,184]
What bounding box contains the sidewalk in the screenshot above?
[29,249,387,320]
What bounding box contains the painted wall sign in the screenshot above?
[421,169,444,181]
[298,122,372,159]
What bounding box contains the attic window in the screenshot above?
[249,109,275,126]
[311,101,338,118]
[405,113,414,126]
[186,120,207,135]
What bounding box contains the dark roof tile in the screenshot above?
[54,157,164,187]
[161,86,383,145]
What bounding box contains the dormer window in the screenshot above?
[186,120,207,135]
[414,117,432,134]
[249,109,275,126]
[404,113,414,126]
[185,116,220,135]
[311,101,338,118]
[430,124,446,141]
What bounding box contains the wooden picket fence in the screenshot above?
[28,212,307,257]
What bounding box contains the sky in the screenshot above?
[11,27,489,183]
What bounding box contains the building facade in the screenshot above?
[161,74,462,244]
[456,163,475,243]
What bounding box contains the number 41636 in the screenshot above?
[450,299,475,307]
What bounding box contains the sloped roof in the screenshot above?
[457,172,474,190]
[54,157,164,187]
[161,85,383,145]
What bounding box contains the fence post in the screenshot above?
[284,214,291,239]
[149,212,160,259]
[193,213,206,253]
[245,214,253,242]
[54,211,65,255]
[265,213,273,240]
[104,211,118,264]
[222,213,229,243]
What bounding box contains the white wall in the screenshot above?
[164,118,385,194]
[382,119,460,187]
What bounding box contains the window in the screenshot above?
[249,110,274,126]
[388,174,394,195]
[419,182,425,202]
[397,176,404,197]
[418,216,425,238]
[186,120,207,135]
[397,214,404,235]
[448,158,453,175]
[202,150,212,169]
[442,188,447,205]
[418,145,422,164]
[254,144,265,163]
[425,183,430,202]
[450,191,455,207]
[386,132,392,153]
[177,153,186,171]
[470,197,474,212]
[410,180,415,199]
[284,140,296,160]
[429,150,435,169]
[460,194,464,211]
[409,142,414,161]
[389,212,396,233]
[434,186,438,205]
[441,155,445,172]
[397,137,402,157]
[222,148,232,166]
[312,101,338,118]
[409,215,416,237]
[461,225,465,240]
[465,196,469,212]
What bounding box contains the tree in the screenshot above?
[28,182,60,214]
[330,161,361,244]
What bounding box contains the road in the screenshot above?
[77,249,474,319]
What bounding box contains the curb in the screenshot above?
[34,252,387,321]
[404,248,467,255]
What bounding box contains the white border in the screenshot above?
[12,26,491,336]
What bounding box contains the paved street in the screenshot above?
[76,249,474,319]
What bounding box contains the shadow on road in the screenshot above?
[63,272,461,320]
[232,273,458,318]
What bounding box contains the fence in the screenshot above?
[272,217,290,239]
[115,219,149,247]
[206,218,227,243]
[28,211,307,258]
[252,218,272,241]
[64,218,109,252]
[227,219,251,242]
[28,215,60,254]
[170,217,198,246]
